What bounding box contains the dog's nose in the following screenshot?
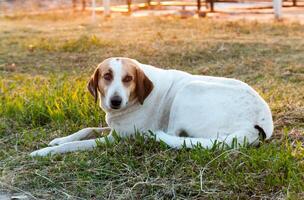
[110,95,122,109]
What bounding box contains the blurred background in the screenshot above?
[0,0,303,19]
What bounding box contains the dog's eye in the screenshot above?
[123,75,132,83]
[103,73,112,81]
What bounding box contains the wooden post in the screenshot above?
[82,0,86,11]
[72,0,77,10]
[292,0,297,6]
[273,0,282,19]
[210,0,214,12]
[197,0,201,12]
[127,0,132,13]
[147,0,151,8]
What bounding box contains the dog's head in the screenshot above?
[87,57,153,111]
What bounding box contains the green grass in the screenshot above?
[0,13,304,199]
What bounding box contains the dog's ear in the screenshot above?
[87,68,100,103]
[136,67,153,105]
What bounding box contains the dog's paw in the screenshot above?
[49,137,70,146]
[30,147,56,157]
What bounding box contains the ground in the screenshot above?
[0,12,303,199]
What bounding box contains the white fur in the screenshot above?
[104,59,129,109]
[30,58,273,157]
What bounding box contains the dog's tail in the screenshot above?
[152,130,261,149]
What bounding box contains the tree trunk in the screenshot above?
[72,0,77,10]
[82,0,86,11]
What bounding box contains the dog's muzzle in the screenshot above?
[110,95,122,109]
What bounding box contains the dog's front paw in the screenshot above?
[30,147,56,157]
[49,137,70,146]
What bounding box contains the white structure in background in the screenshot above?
[91,0,283,19]
[91,0,110,21]
[273,0,282,19]
[103,0,111,16]
[92,0,96,21]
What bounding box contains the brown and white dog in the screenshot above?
[31,57,273,156]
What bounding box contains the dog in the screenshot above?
[30,57,273,157]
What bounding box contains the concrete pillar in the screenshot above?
[103,0,110,16]
[92,0,96,22]
[273,0,282,19]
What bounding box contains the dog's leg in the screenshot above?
[49,127,111,146]
[152,128,259,149]
[30,133,114,157]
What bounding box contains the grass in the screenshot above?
[0,13,304,199]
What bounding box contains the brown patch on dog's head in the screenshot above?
[121,58,153,105]
[87,59,113,103]
[87,67,100,103]
[135,66,153,105]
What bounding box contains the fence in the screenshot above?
[0,0,303,16]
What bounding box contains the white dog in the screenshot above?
[31,57,273,157]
